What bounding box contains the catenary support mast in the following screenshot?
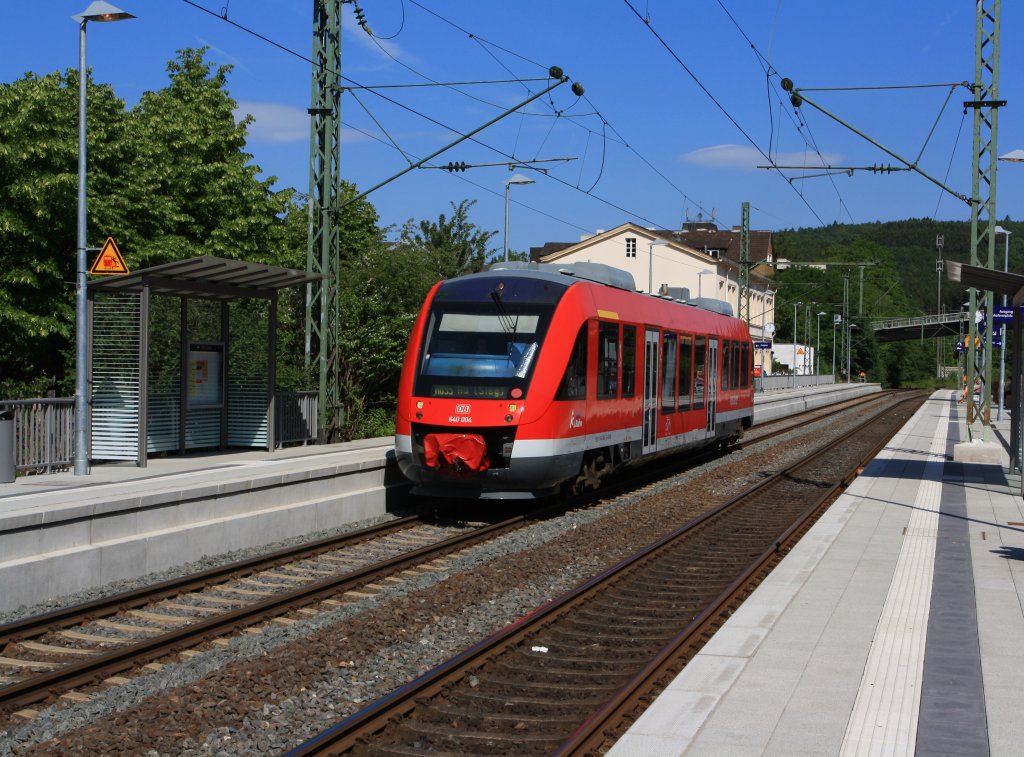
[306,0,344,441]
[965,0,1002,440]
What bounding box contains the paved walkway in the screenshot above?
[609,390,1024,756]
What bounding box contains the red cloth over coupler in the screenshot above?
[423,433,490,477]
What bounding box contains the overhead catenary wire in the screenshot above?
[398,0,718,223]
[622,0,827,227]
[716,0,849,223]
[179,0,682,233]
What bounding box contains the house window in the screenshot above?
[625,237,637,258]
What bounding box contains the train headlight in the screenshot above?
[504,414,514,423]
[416,401,424,409]
[507,404,517,412]
[416,412,423,419]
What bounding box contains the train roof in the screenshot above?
[482,261,735,318]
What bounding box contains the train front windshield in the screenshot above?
[414,274,568,400]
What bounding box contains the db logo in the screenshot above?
[455,403,471,414]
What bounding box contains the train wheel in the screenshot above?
[572,450,609,494]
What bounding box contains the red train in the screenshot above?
[395,261,754,499]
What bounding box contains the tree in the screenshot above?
[123,47,288,267]
[0,69,129,395]
[399,199,498,280]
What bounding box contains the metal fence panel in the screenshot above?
[0,398,74,473]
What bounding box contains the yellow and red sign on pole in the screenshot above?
[89,237,129,275]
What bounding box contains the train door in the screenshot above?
[642,328,659,454]
[706,338,719,433]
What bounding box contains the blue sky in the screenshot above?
[4,1,1022,255]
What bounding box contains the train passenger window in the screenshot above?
[731,341,741,389]
[678,334,693,411]
[661,331,677,414]
[598,322,619,399]
[741,341,751,388]
[693,336,707,410]
[622,325,636,398]
[721,340,731,390]
[556,324,588,401]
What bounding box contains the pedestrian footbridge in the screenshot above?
[871,311,968,342]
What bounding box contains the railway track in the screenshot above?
[0,391,890,721]
[0,514,534,718]
[287,391,925,755]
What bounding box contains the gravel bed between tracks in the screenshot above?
[0,397,907,756]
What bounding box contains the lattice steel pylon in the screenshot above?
[306,0,343,442]
[738,202,750,326]
[965,0,1003,440]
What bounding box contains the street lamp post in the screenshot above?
[792,301,802,380]
[648,239,669,295]
[760,289,775,375]
[995,226,1012,420]
[847,323,858,382]
[997,151,1021,474]
[804,305,813,374]
[73,1,134,476]
[816,311,827,377]
[832,315,839,382]
[503,173,534,261]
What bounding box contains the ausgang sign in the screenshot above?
[89,237,130,275]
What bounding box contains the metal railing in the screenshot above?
[871,311,968,331]
[0,398,75,473]
[2,392,320,474]
[275,391,318,447]
[755,374,837,392]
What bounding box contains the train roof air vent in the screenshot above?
[490,260,636,291]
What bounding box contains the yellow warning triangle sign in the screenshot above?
[89,237,129,275]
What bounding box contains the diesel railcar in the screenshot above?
[394,261,754,499]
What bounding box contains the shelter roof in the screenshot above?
[89,255,321,300]
[947,261,1024,305]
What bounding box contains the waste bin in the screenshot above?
[0,409,14,483]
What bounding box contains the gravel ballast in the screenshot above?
[0,397,906,756]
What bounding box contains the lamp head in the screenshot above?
[73,1,134,22]
[505,173,535,187]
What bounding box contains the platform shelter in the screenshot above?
[87,256,321,467]
[948,260,1024,487]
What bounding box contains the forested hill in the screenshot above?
[773,218,1021,315]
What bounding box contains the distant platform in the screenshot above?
[609,390,1024,756]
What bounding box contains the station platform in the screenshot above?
[609,389,1024,756]
[0,382,878,616]
[0,439,404,614]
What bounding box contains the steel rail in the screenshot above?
[0,515,422,646]
[285,392,924,755]
[0,513,533,714]
[555,392,925,754]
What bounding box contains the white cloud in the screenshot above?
[196,37,249,74]
[682,143,843,170]
[236,101,370,145]
[236,101,308,143]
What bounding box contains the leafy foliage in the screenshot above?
[772,218,1020,387]
[397,199,498,280]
